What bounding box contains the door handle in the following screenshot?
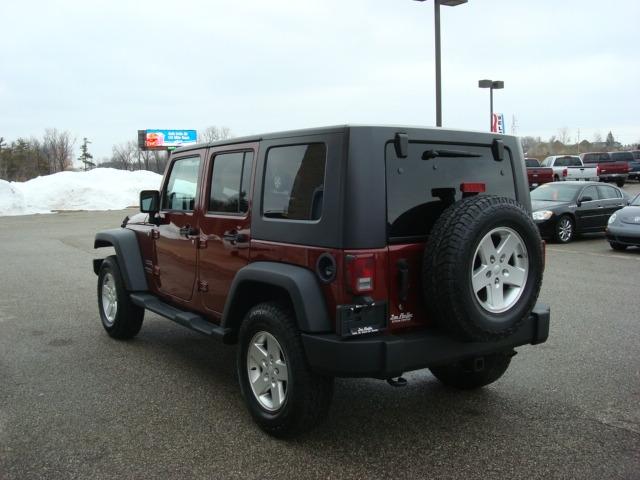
[223,230,248,244]
[179,225,198,237]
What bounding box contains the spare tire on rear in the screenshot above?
[423,195,543,342]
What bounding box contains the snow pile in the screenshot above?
[0,168,163,216]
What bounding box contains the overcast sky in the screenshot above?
[2,0,639,159]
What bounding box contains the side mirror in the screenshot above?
[577,196,592,206]
[140,190,160,213]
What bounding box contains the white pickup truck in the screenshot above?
[541,155,599,182]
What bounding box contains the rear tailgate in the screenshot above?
[527,167,554,186]
[598,161,629,175]
[566,165,598,181]
[385,137,522,331]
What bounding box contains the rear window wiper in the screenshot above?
[422,149,482,160]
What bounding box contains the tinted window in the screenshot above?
[632,151,640,160]
[263,144,326,221]
[582,153,599,164]
[554,156,580,167]
[530,183,582,202]
[597,185,621,199]
[209,151,254,214]
[162,156,201,211]
[610,152,634,161]
[525,159,540,167]
[580,186,599,201]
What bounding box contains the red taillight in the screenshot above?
[460,182,486,193]
[625,162,631,173]
[562,168,568,178]
[345,255,375,293]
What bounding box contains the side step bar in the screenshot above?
[130,293,233,343]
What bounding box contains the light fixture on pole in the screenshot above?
[478,79,504,131]
[414,0,468,127]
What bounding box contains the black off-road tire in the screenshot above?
[555,215,574,243]
[430,352,513,389]
[97,256,144,339]
[237,302,334,438]
[423,195,543,342]
[609,242,627,251]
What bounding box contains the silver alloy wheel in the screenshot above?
[247,331,289,411]
[101,272,118,325]
[558,217,573,242]
[471,227,529,314]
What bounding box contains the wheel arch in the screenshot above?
[222,262,331,341]
[94,228,148,291]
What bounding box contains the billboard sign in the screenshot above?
[138,129,197,150]
[491,114,505,134]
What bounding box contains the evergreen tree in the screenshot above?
[78,137,95,171]
[605,131,615,148]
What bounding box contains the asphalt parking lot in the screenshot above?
[1,185,639,479]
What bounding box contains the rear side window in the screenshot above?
[262,144,326,221]
[581,186,599,201]
[597,185,621,199]
[162,156,201,211]
[209,151,254,214]
[610,152,633,161]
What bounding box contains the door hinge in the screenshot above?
[198,280,209,292]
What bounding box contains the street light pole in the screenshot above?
[478,79,504,131]
[414,0,467,127]
[434,0,442,127]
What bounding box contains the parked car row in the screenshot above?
[530,181,640,250]
[525,151,636,190]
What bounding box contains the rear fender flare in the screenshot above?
[222,262,331,334]
[94,228,148,291]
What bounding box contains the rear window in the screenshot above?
[525,159,539,167]
[386,141,515,240]
[554,156,581,167]
[610,152,634,162]
[583,153,611,164]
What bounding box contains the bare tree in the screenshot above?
[42,128,75,173]
[199,126,234,143]
[111,141,138,170]
[557,127,570,145]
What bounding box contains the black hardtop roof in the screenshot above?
[172,124,517,154]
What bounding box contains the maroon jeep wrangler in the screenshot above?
[94,125,550,437]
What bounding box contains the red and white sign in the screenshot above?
[491,113,505,134]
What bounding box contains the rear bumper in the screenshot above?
[302,304,550,378]
[599,173,628,181]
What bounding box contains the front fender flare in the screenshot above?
[94,228,148,291]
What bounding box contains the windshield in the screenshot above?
[530,183,582,202]
[632,194,640,207]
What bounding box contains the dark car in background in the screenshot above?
[606,193,640,250]
[531,181,626,243]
